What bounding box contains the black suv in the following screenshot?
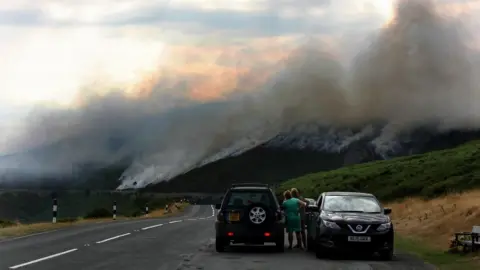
[305,191,394,260]
[215,183,285,252]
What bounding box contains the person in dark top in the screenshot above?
[291,188,307,249]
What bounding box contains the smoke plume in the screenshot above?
[2,0,480,189]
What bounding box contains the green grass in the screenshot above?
[277,140,480,202]
[395,234,479,270]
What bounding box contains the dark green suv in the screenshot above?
[214,183,285,252]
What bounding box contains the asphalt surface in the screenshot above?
[0,205,435,270]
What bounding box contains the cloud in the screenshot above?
[0,0,382,38]
[0,9,46,25]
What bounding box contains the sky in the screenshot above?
[0,0,479,154]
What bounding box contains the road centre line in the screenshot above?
[141,224,164,230]
[96,233,131,244]
[168,220,183,224]
[9,249,78,269]
[9,206,213,269]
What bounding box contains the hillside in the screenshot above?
[1,126,480,192]
[277,140,480,201]
[146,129,480,193]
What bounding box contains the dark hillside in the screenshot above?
[147,129,480,193]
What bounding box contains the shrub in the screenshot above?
[127,210,144,217]
[0,219,16,228]
[58,217,79,223]
[84,208,112,219]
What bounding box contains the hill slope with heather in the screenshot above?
[277,140,480,201]
[146,128,480,193]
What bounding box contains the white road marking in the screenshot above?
[9,249,78,269]
[168,220,183,224]
[7,205,213,269]
[96,233,131,244]
[141,224,164,230]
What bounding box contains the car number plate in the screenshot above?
[229,212,240,222]
[348,236,371,242]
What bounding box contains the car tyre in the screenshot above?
[215,237,227,253]
[379,249,394,261]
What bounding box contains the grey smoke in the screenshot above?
[2,0,480,189]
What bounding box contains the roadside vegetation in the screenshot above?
[0,190,185,223]
[390,191,480,269]
[277,140,480,269]
[278,140,480,201]
[0,202,188,239]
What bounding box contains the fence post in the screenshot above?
[145,203,149,217]
[113,201,117,220]
[52,198,58,223]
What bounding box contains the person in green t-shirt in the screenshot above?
[291,188,307,249]
[282,189,306,250]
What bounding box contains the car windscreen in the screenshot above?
[323,195,381,213]
[226,190,274,208]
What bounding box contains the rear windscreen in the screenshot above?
[226,190,274,208]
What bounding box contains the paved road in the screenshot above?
[0,205,434,270]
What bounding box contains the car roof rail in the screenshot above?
[230,183,269,188]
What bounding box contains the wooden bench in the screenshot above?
[452,226,480,252]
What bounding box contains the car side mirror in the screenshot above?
[306,205,319,212]
[384,208,392,215]
[215,204,221,210]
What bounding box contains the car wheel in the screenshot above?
[215,237,227,252]
[275,235,285,252]
[379,249,394,261]
[246,203,272,227]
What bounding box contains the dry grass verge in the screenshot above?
[387,190,480,268]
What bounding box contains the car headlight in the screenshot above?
[377,222,392,232]
[322,220,341,230]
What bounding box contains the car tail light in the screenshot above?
[264,232,271,237]
[227,232,234,236]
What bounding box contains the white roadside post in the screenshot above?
[52,198,58,223]
[113,201,117,220]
